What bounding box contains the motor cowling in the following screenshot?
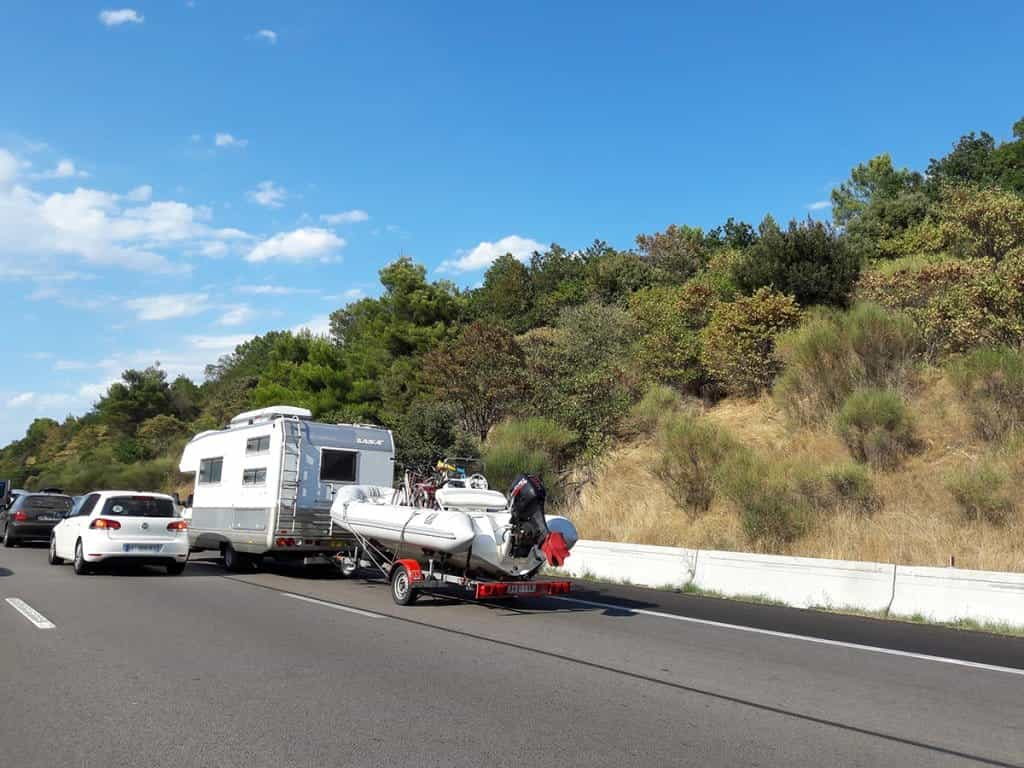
[508,474,549,558]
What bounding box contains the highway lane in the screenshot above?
[1,546,1022,768]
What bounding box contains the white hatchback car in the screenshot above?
[49,491,189,575]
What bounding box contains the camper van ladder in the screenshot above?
[278,417,303,531]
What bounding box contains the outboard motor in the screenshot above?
[508,474,550,558]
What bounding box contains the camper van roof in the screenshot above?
[229,405,312,427]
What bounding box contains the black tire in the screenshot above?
[222,544,250,573]
[73,540,90,575]
[390,564,418,606]
[3,524,15,548]
[166,562,186,575]
[48,535,63,565]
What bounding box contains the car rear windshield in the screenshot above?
[100,496,177,518]
[23,495,73,512]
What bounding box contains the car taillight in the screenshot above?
[90,518,121,530]
[12,511,28,522]
[167,520,188,531]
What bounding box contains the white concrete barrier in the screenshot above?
[692,550,896,613]
[561,539,697,589]
[558,538,1024,628]
[890,565,1024,626]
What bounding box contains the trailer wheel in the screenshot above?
[223,544,250,573]
[390,564,418,606]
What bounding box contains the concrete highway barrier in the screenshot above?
[692,549,896,613]
[889,565,1024,626]
[559,539,1024,628]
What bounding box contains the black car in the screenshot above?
[1,492,74,546]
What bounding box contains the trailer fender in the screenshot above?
[391,558,423,582]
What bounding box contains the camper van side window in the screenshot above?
[246,436,271,455]
[199,457,223,484]
[320,449,357,483]
[242,468,267,486]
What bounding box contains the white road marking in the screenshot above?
[553,596,1024,678]
[5,597,56,629]
[282,592,381,618]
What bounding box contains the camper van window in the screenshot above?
[242,467,267,486]
[320,449,357,483]
[199,457,223,484]
[246,436,271,455]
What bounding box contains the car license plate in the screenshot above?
[123,544,162,553]
[37,516,57,521]
[507,583,537,594]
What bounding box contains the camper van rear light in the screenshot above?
[166,520,188,531]
[90,518,121,530]
[275,537,297,547]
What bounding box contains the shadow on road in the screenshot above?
[0,567,12,577]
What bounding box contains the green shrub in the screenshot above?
[732,217,862,307]
[654,412,739,514]
[948,347,1024,440]
[716,451,808,546]
[774,303,919,424]
[946,461,1016,525]
[701,288,801,396]
[835,388,919,469]
[627,283,715,392]
[857,257,1024,357]
[627,384,686,435]
[824,464,881,515]
[483,417,577,500]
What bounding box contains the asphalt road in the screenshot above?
[1,545,1022,768]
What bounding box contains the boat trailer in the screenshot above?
[330,522,571,606]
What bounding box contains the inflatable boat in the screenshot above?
[329,474,578,580]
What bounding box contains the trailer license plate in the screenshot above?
[507,584,536,594]
[123,544,162,553]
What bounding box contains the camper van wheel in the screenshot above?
[390,564,418,606]
[222,544,250,573]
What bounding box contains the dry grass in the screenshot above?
[567,371,1024,572]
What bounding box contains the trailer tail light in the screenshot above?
[12,511,28,522]
[167,520,188,531]
[90,518,121,530]
[474,580,571,600]
[275,537,296,547]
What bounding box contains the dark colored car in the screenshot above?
[1,492,74,546]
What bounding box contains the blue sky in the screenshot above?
[1,1,1022,445]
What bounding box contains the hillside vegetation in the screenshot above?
[3,116,1024,570]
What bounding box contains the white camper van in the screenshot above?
[178,405,394,570]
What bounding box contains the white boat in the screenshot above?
[329,476,578,580]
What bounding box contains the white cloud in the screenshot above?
[33,159,88,180]
[7,392,35,407]
[438,234,544,273]
[0,147,252,274]
[125,293,210,321]
[255,29,278,44]
[190,133,202,144]
[126,184,152,202]
[291,314,331,336]
[247,180,287,208]
[217,305,253,326]
[187,333,254,352]
[246,227,345,263]
[321,209,369,225]
[215,132,248,148]
[807,200,832,211]
[99,9,144,26]
[236,284,315,295]
[0,149,19,185]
